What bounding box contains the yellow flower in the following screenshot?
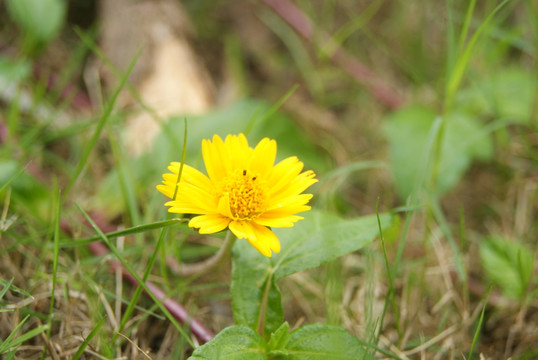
[157,134,317,257]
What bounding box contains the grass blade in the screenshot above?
[47,188,61,337]
[468,286,492,359]
[0,278,14,301]
[74,27,182,155]
[119,119,188,338]
[456,0,477,57]
[64,46,142,199]
[257,84,299,125]
[60,218,187,248]
[76,205,194,347]
[444,0,511,111]
[0,315,49,353]
[0,162,30,194]
[0,278,32,299]
[430,195,466,282]
[0,324,49,354]
[107,125,141,228]
[71,317,106,360]
[375,198,400,341]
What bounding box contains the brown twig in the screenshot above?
[263,0,404,109]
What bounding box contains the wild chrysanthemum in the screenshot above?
[157,134,317,257]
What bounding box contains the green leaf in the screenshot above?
[385,105,493,199]
[479,237,534,299]
[0,57,31,84]
[231,239,284,338]
[286,323,372,360]
[72,317,106,360]
[267,322,290,354]
[271,211,394,280]
[188,325,266,360]
[0,160,50,219]
[458,68,537,124]
[0,315,48,354]
[231,210,393,338]
[6,0,66,43]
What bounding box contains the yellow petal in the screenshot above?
[254,214,303,228]
[157,162,215,202]
[265,193,313,212]
[164,182,217,214]
[158,134,316,257]
[269,170,318,202]
[189,214,231,234]
[229,220,280,257]
[226,134,251,171]
[217,193,234,219]
[266,157,304,195]
[249,137,276,177]
[156,184,175,199]
[168,162,213,191]
[249,222,281,255]
[202,135,227,182]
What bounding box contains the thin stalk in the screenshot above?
[107,125,141,229]
[47,188,61,338]
[74,27,182,155]
[64,47,141,200]
[257,270,274,338]
[430,195,466,282]
[117,120,187,341]
[60,219,186,248]
[179,231,236,277]
[160,119,189,287]
[456,0,477,57]
[468,286,492,359]
[78,205,195,347]
[71,317,106,360]
[375,198,401,341]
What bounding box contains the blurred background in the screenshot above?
[0,0,536,359]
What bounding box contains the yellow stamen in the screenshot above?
[221,169,265,220]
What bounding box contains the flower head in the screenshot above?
[157,134,317,257]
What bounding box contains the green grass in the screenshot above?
[1,0,537,359]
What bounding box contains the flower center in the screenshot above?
[221,169,265,220]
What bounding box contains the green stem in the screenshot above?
[179,231,237,277]
[257,271,274,338]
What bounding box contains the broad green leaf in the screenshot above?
[188,325,266,360]
[271,211,393,280]
[286,323,372,360]
[231,210,393,338]
[6,0,66,43]
[479,237,534,299]
[385,105,493,199]
[458,68,537,125]
[231,239,284,338]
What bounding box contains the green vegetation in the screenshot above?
[1,0,536,359]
